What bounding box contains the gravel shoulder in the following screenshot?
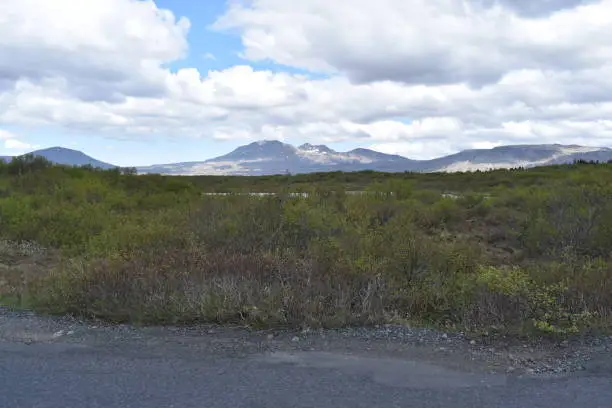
[2,306,611,378]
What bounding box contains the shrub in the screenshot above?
[1,162,611,337]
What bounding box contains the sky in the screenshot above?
[2,0,612,166]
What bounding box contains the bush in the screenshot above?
[1,162,611,337]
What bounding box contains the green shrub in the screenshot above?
[1,162,611,336]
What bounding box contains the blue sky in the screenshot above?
[2,0,611,167]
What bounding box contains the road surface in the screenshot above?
[1,310,611,408]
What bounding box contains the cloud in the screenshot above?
[481,0,598,17]
[0,0,189,101]
[0,129,38,151]
[0,130,17,140]
[4,138,36,150]
[213,0,612,87]
[1,0,612,160]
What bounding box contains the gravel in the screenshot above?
[2,306,610,378]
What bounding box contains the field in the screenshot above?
[0,154,611,338]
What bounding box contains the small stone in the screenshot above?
[207,329,215,334]
[441,333,448,339]
[52,330,64,338]
[470,340,477,345]
[506,366,517,373]
[291,336,300,342]
[67,330,74,336]
[267,334,274,340]
[526,368,535,374]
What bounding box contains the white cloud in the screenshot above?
[0,130,17,140]
[213,0,612,86]
[0,0,189,101]
[1,0,612,160]
[4,138,36,150]
[0,129,38,151]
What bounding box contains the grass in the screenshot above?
[0,155,611,338]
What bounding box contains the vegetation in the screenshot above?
[0,154,610,338]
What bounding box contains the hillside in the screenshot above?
[1,147,116,169]
[136,141,612,175]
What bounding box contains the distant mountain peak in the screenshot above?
[298,143,335,154]
[252,140,289,147]
[211,139,297,162]
[54,139,609,176]
[35,146,85,154]
[1,146,116,169]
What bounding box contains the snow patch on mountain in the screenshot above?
[437,145,609,172]
[558,146,604,155]
[295,147,377,165]
[135,141,612,176]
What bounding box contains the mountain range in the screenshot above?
[0,147,116,169]
[2,141,612,176]
[135,141,612,175]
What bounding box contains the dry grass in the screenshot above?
[0,241,58,308]
[26,243,390,328]
[19,238,611,337]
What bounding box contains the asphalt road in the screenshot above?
[1,307,611,408]
[1,336,611,408]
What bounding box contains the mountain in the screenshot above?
[136,141,612,176]
[136,140,420,176]
[1,147,116,169]
[423,144,612,172]
[3,142,610,176]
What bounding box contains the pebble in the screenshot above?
[3,307,611,378]
[52,330,64,338]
